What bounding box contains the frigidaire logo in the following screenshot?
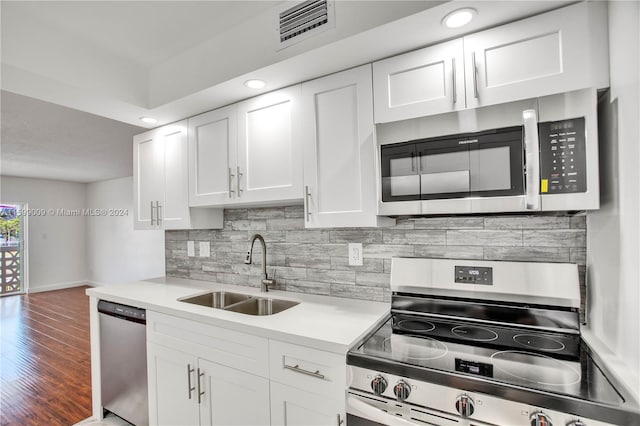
[458,139,479,145]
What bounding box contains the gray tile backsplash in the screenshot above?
[166,206,587,319]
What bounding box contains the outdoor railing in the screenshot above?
[1,245,21,295]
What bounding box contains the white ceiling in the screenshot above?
[0,0,571,183]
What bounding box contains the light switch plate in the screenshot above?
[199,241,211,258]
[348,243,363,266]
[187,241,195,257]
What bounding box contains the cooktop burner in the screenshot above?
[451,325,498,342]
[513,333,566,352]
[384,335,448,361]
[490,350,581,386]
[395,319,435,333]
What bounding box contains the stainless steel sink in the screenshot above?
[178,291,299,316]
[179,291,252,308]
[224,297,299,316]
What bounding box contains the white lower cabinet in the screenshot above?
[270,382,345,426]
[146,311,347,426]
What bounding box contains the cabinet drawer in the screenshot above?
[147,311,269,377]
[269,340,346,396]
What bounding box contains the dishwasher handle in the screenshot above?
[98,300,146,324]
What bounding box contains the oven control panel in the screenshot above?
[455,265,493,285]
[538,117,587,194]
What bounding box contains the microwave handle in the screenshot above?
[347,395,417,426]
[523,109,541,210]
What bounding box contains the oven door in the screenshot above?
[347,390,496,426]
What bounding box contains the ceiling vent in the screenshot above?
[276,0,335,50]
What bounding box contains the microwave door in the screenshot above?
[381,144,420,202]
[418,144,470,199]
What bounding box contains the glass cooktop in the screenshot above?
[350,318,624,406]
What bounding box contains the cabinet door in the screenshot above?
[198,359,270,426]
[372,38,465,123]
[270,381,345,426]
[188,106,238,206]
[160,121,191,229]
[463,2,606,109]
[133,129,165,230]
[147,342,199,426]
[302,65,392,228]
[236,86,303,204]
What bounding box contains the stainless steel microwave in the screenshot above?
[377,89,600,215]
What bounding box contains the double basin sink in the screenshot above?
[178,291,299,316]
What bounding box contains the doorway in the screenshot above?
[0,203,27,295]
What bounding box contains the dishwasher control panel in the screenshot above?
[98,300,146,321]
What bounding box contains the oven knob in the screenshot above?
[454,395,475,418]
[393,380,411,401]
[370,375,388,395]
[530,412,553,426]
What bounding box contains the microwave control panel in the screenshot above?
[538,117,586,194]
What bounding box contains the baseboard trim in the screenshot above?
[28,281,88,293]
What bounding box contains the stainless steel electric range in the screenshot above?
[347,258,640,426]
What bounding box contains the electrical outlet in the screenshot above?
[187,241,195,257]
[348,243,363,266]
[199,241,210,258]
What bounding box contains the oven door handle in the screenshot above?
[523,109,541,210]
[347,395,417,426]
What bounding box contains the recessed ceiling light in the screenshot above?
[442,8,476,28]
[244,79,266,89]
[140,117,158,124]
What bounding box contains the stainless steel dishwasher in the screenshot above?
[98,300,149,426]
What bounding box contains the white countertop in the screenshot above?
[86,277,390,354]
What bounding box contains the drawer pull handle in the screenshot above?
[187,364,195,399]
[284,363,325,380]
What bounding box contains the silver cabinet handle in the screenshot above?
[156,201,162,226]
[523,109,541,210]
[410,152,415,172]
[304,186,312,222]
[452,57,457,104]
[197,368,205,404]
[187,364,195,399]
[150,201,155,226]
[472,52,479,99]
[236,166,243,196]
[284,363,325,380]
[228,168,235,198]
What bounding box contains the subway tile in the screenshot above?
[330,230,383,243]
[284,205,305,218]
[224,209,248,221]
[523,230,586,247]
[446,230,522,246]
[413,245,484,260]
[287,255,331,270]
[383,259,392,273]
[201,262,234,274]
[331,257,384,273]
[286,230,330,243]
[248,207,286,219]
[223,220,267,231]
[267,218,305,230]
[570,248,587,265]
[187,271,216,282]
[272,266,308,281]
[213,250,246,264]
[165,230,188,241]
[570,215,586,229]
[310,269,355,284]
[330,284,384,301]
[213,230,250,242]
[484,215,570,230]
[383,230,446,245]
[363,244,414,259]
[282,279,331,296]
[484,247,570,263]
[188,230,216,241]
[412,217,484,229]
[216,273,250,286]
[355,272,390,288]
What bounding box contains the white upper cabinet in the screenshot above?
[134,121,223,230]
[302,65,394,228]
[236,86,303,204]
[188,106,238,206]
[373,39,465,123]
[372,2,608,123]
[464,1,608,109]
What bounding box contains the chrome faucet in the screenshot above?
[244,234,275,292]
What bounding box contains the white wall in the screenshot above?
[86,176,164,285]
[0,176,88,292]
[585,1,640,400]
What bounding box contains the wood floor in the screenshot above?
[1,286,92,426]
